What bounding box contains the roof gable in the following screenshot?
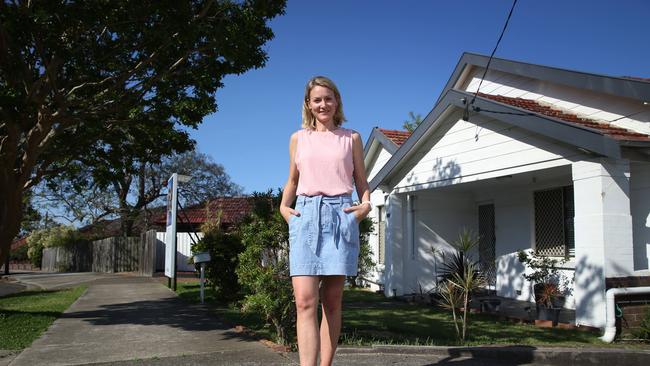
[440,53,650,104]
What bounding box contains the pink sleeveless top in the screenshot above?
[295,128,355,196]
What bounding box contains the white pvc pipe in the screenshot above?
[600,286,650,343]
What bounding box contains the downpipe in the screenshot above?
[600,286,650,343]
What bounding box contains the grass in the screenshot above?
[0,286,87,350]
[175,281,644,349]
[341,289,599,347]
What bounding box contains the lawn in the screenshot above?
[176,282,623,348]
[0,286,87,350]
[341,289,601,347]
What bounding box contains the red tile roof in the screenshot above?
[477,93,650,142]
[153,196,253,226]
[11,237,27,250]
[378,128,412,146]
[622,76,650,83]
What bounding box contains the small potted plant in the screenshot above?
[517,250,566,325]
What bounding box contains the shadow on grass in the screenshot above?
[341,289,599,347]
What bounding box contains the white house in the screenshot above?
[365,52,650,328]
[364,128,412,290]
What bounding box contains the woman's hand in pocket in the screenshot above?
[280,205,301,224]
[343,203,371,223]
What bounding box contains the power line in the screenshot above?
[464,0,519,121]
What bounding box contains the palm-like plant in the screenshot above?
[436,228,487,342]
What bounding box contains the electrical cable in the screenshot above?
[467,0,519,120]
[471,0,518,105]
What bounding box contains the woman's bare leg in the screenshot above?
[292,276,321,366]
[318,275,345,366]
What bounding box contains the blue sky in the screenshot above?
[191,0,650,194]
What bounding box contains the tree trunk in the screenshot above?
[0,183,24,268]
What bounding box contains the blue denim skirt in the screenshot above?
[289,194,360,276]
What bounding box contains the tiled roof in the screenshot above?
[378,128,412,146]
[11,237,27,250]
[477,93,650,142]
[621,76,650,83]
[153,196,253,226]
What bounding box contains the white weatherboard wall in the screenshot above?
[461,67,650,135]
[394,115,580,193]
[156,232,204,272]
[384,194,405,296]
[631,161,650,272]
[367,147,393,182]
[572,158,634,328]
[400,191,475,295]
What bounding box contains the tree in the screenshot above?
[0,0,286,262]
[35,149,242,235]
[402,111,423,132]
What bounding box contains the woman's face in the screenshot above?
[308,85,338,124]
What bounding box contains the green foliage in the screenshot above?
[403,111,423,132]
[347,215,376,287]
[191,213,244,303]
[26,226,88,267]
[236,190,296,346]
[632,307,650,340]
[517,250,565,284]
[437,228,486,342]
[0,0,287,262]
[9,244,28,262]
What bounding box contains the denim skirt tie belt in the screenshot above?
[289,194,359,276]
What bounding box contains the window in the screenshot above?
[534,186,574,257]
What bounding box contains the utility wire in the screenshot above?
[470,0,519,106]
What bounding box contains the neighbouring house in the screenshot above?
[363,128,412,290]
[151,196,253,271]
[364,52,650,329]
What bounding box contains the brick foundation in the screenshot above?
[606,276,650,336]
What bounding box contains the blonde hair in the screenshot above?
[301,76,347,130]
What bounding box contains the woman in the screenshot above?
[279,76,371,366]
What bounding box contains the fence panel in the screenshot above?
[139,230,157,276]
[41,244,93,272]
[114,237,140,272]
[155,232,203,272]
[92,238,115,273]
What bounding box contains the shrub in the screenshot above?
[27,226,88,267]
[633,307,650,340]
[347,215,376,287]
[9,243,29,261]
[437,228,486,342]
[191,211,244,303]
[236,190,295,346]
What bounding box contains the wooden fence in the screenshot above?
[38,230,200,276]
[138,230,157,277]
[92,236,141,273]
[42,243,93,272]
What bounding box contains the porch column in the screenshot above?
[572,158,634,328]
[384,193,405,297]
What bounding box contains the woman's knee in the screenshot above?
[294,292,318,313]
[320,287,343,313]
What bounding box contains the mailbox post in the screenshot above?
[193,252,211,304]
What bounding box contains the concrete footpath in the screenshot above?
[3,273,292,366]
[1,272,649,365]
